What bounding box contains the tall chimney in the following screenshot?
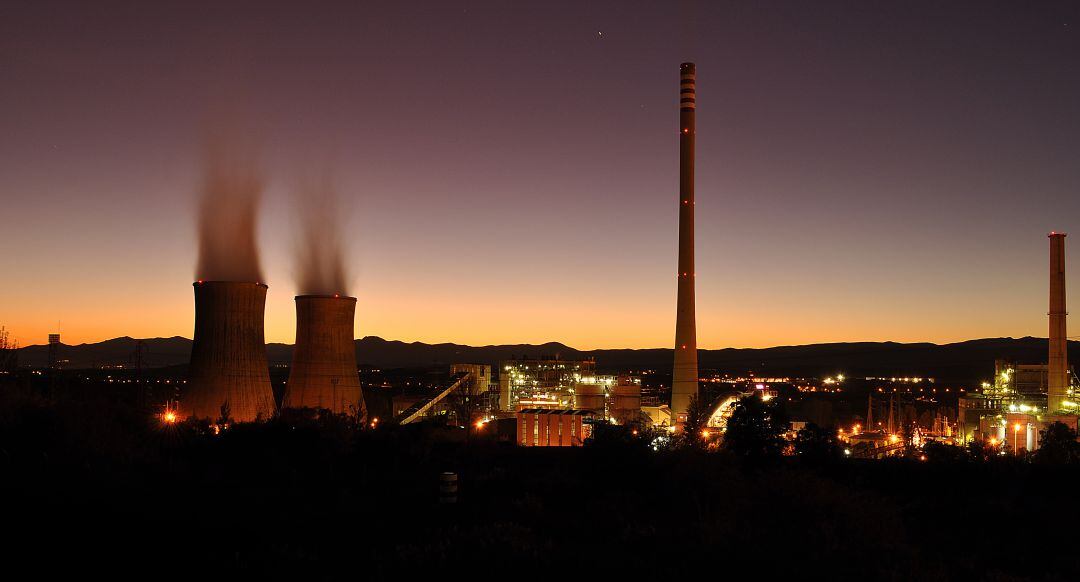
[283,295,367,418]
[181,281,276,422]
[1048,232,1068,412]
[671,62,699,425]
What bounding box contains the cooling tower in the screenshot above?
[181,281,276,422]
[1048,232,1068,412]
[671,62,699,426]
[283,295,366,418]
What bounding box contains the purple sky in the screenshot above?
[2,1,1079,349]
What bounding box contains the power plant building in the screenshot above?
[499,357,596,411]
[517,409,593,447]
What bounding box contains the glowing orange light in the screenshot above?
[701,430,710,439]
[162,411,177,424]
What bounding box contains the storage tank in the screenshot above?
[181,281,276,422]
[574,383,606,414]
[611,377,642,423]
[283,295,366,418]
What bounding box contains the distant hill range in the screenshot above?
[13,336,1076,385]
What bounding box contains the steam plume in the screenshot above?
[195,133,264,282]
[294,173,350,296]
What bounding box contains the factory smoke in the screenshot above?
[293,173,350,296]
[195,134,264,283]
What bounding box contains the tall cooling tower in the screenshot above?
[283,295,366,418]
[1048,232,1068,412]
[181,281,276,422]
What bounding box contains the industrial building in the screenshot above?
[450,363,498,411]
[498,357,644,425]
[499,357,596,411]
[516,408,593,447]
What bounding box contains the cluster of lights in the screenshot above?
[796,385,843,393]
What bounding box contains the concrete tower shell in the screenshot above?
[1048,232,1068,412]
[182,281,276,422]
[671,62,699,424]
[283,295,366,418]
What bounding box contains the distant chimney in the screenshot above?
[283,295,366,418]
[1048,233,1068,412]
[181,281,276,422]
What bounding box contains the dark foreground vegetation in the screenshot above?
[2,386,1080,581]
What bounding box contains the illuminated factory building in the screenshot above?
[499,357,642,424]
[499,357,597,411]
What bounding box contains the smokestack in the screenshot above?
[283,295,367,418]
[671,62,699,425]
[1049,232,1068,412]
[181,281,276,422]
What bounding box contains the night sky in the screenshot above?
[2,1,1079,349]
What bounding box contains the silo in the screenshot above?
[574,383,606,414]
[181,281,276,422]
[283,295,366,418]
[611,377,642,424]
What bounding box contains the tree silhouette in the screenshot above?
[1034,422,1080,464]
[722,394,789,459]
[793,422,841,462]
[217,401,231,426]
[967,438,997,462]
[680,393,710,449]
[922,440,969,463]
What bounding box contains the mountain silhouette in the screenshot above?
[14,335,1074,385]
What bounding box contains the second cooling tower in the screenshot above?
[182,281,276,422]
[283,295,366,418]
